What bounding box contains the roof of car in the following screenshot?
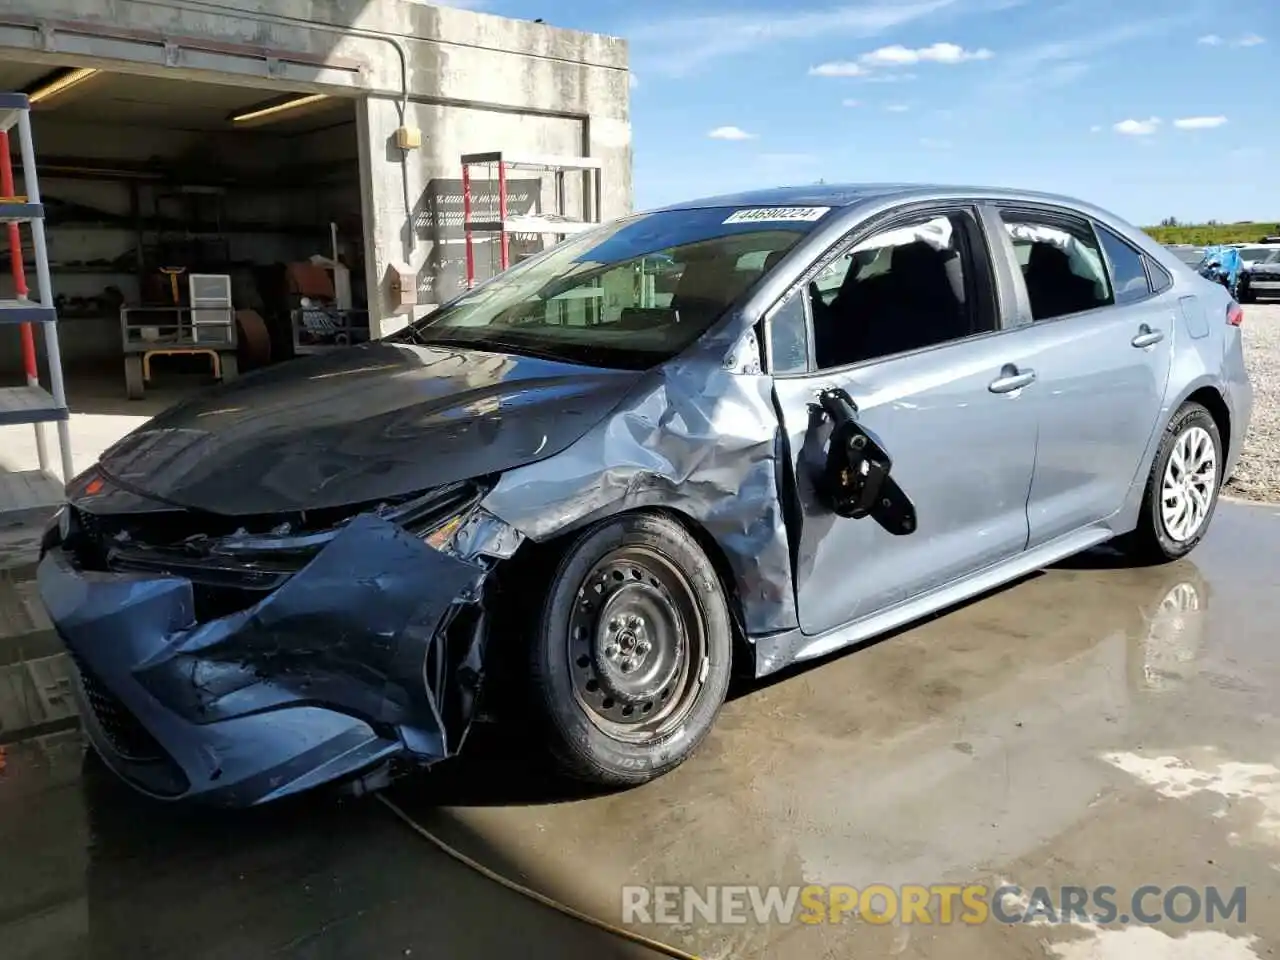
[650,183,1097,212]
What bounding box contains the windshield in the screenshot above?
[394,205,833,369]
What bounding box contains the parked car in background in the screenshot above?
[1197,245,1244,298]
[1239,244,1280,302]
[38,184,1253,807]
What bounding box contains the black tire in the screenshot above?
[529,512,733,786]
[220,352,239,382]
[124,355,144,400]
[1123,401,1223,563]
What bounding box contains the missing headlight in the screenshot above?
[426,506,525,561]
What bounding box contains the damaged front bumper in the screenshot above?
[40,511,495,807]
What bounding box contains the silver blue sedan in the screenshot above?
[40,184,1253,805]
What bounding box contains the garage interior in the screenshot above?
[0,62,367,396]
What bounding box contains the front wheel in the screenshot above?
[529,512,733,786]
[1123,401,1223,563]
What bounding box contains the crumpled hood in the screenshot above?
[96,341,642,515]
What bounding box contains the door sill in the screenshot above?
[753,525,1115,677]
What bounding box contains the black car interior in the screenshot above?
[1020,242,1106,320]
[809,214,986,369]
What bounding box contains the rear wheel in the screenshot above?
[1123,401,1222,563]
[529,512,733,786]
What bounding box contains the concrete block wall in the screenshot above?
[359,96,594,320]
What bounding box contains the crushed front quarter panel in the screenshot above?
[481,327,800,641]
[40,514,488,806]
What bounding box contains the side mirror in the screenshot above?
[815,388,917,536]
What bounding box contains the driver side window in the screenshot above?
[810,211,995,370]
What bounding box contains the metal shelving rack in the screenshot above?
[1,92,75,487]
[460,152,602,288]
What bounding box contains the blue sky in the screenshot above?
[451,0,1275,226]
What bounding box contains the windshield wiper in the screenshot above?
[473,337,577,363]
[398,329,481,350]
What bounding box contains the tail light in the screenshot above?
[1227,303,1244,327]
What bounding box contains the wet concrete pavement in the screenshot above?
[2,501,1279,959]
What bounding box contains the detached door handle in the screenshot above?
[1132,325,1165,348]
[989,365,1036,394]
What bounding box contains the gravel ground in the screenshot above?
[1225,302,1280,503]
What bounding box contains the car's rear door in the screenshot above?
[982,204,1175,547]
[765,202,1038,637]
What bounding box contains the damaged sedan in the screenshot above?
[39,184,1252,806]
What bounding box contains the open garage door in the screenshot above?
[0,62,367,399]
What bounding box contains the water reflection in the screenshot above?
[1136,577,1207,692]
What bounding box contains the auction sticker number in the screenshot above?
[723,207,831,224]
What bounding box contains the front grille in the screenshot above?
[66,479,490,623]
[70,655,190,797]
[72,655,166,762]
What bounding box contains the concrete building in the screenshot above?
[0,0,632,376]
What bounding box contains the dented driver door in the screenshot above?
[767,298,1038,638]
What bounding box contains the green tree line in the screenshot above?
[1143,221,1280,245]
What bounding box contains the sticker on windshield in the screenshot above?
[723,206,831,225]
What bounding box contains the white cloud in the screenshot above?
[1114,116,1161,136]
[842,98,862,107]
[861,41,994,66]
[809,61,870,77]
[859,71,919,82]
[1201,32,1266,48]
[886,103,911,112]
[1174,115,1228,130]
[708,126,757,141]
[625,0,960,76]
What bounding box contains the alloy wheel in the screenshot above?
[1160,425,1217,542]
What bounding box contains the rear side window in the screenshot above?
[1000,212,1112,321]
[1096,224,1152,304]
[1148,259,1173,293]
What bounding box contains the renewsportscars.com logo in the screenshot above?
[620,883,1248,927]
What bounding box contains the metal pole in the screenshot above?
[497,159,509,271]
[0,127,49,473]
[461,163,475,289]
[16,109,74,484]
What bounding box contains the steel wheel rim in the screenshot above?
[1160,425,1217,543]
[566,546,708,741]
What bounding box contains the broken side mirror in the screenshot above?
[815,387,917,536]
